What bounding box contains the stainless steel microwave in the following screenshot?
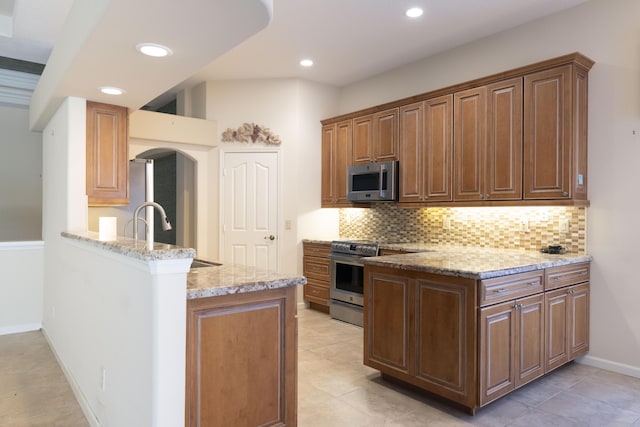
[347,160,398,202]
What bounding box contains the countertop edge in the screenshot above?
[187,275,307,299]
[61,231,196,261]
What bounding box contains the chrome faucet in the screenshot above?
[132,201,172,250]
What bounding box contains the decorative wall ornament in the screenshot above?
[221,123,281,145]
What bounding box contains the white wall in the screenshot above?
[337,0,640,376]
[0,241,43,335]
[42,97,188,426]
[202,78,340,277]
[0,105,43,241]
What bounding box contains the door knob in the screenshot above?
[265,235,275,240]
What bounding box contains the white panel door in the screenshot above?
[222,151,278,271]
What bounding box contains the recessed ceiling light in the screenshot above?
[136,43,173,57]
[300,59,314,67]
[405,7,423,18]
[99,86,125,95]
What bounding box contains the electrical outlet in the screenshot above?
[520,217,529,231]
[559,219,570,233]
[443,218,451,230]
[284,219,292,230]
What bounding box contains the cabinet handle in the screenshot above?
[496,288,506,293]
[562,192,569,197]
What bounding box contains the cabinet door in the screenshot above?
[414,276,476,408]
[424,95,453,202]
[334,120,353,205]
[86,102,129,205]
[321,121,352,207]
[515,294,545,387]
[374,108,399,161]
[364,272,412,375]
[545,287,569,372]
[399,102,423,202]
[480,301,515,406]
[486,78,523,200]
[454,87,486,201]
[524,65,572,199]
[321,124,336,207]
[568,283,590,359]
[186,287,297,427]
[352,115,373,164]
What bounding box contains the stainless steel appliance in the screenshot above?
[347,160,398,202]
[329,240,379,326]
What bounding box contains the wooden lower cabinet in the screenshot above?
[480,294,544,406]
[364,262,590,414]
[545,282,590,372]
[302,242,331,311]
[364,266,477,410]
[186,286,297,427]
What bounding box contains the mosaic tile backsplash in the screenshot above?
[339,205,587,254]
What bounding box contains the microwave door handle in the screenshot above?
[379,165,385,194]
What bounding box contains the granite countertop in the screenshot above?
[301,239,591,280]
[364,247,591,280]
[61,231,196,261]
[187,261,307,299]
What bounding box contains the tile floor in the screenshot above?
[1,307,639,426]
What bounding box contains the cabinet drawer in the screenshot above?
[304,283,330,305]
[305,277,329,289]
[480,270,544,306]
[545,263,590,291]
[303,256,330,281]
[303,242,331,258]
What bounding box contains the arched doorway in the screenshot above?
[135,149,197,249]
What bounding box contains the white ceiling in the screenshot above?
[1,0,590,113]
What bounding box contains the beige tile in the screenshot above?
[536,391,640,426]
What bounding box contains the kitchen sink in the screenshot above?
[190,259,222,269]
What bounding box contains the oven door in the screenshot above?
[329,253,365,307]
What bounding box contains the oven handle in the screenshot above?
[329,253,365,267]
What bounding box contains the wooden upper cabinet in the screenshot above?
[321,53,593,207]
[486,78,523,200]
[374,108,399,161]
[399,96,452,204]
[353,108,398,164]
[454,87,486,201]
[399,102,423,202]
[86,101,129,206]
[524,64,588,200]
[352,114,373,164]
[320,124,335,206]
[424,95,453,202]
[321,120,352,207]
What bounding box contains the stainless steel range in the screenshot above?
[329,240,379,326]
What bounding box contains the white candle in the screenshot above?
[98,217,118,241]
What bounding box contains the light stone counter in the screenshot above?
[364,246,591,279]
[302,239,591,279]
[62,232,306,298]
[61,231,196,261]
[187,262,307,299]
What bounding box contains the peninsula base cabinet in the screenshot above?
[364,262,590,414]
[185,286,297,427]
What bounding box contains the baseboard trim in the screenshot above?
[41,328,101,427]
[297,301,309,310]
[0,323,41,336]
[578,355,640,379]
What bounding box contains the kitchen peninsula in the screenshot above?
[60,232,305,427]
